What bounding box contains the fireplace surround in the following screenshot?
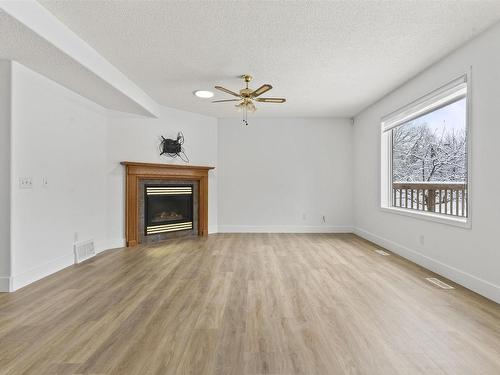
[121,162,214,247]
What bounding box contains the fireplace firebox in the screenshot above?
[144,185,194,235]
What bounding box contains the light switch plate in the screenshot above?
[19,177,33,189]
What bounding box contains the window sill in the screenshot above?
[380,206,471,229]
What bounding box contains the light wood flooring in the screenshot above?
[0,234,499,374]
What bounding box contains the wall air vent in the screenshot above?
[375,249,390,256]
[74,239,96,264]
[425,277,454,289]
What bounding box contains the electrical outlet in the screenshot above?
[419,235,425,246]
[322,215,326,223]
[19,177,33,189]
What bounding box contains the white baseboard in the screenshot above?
[11,238,127,292]
[208,225,218,234]
[0,276,11,292]
[353,227,500,304]
[97,238,126,253]
[11,254,75,291]
[7,229,498,304]
[217,225,353,233]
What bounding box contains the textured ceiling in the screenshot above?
[0,8,157,116]
[38,1,500,118]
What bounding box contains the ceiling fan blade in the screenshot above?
[251,84,272,97]
[212,99,241,103]
[214,86,241,97]
[255,97,286,103]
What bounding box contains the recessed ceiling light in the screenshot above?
[194,90,214,99]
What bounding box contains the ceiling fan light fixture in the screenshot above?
[247,101,256,113]
[213,74,286,125]
[193,90,214,99]
[235,100,256,113]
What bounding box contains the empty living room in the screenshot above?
[1,1,500,374]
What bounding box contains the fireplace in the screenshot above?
[121,162,214,246]
[144,185,194,235]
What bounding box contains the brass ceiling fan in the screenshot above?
[213,74,286,125]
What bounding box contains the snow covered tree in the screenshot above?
[392,123,467,183]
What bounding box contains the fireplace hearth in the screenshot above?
[145,185,194,235]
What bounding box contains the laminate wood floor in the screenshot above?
[0,234,499,375]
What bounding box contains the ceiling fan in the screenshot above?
[213,74,286,125]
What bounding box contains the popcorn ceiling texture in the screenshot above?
[0,8,157,116]
[39,0,500,118]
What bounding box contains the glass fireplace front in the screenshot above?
[144,185,193,235]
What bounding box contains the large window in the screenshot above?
[381,76,469,223]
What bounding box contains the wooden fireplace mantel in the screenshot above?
[121,162,214,247]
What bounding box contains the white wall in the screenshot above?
[10,62,109,290]
[0,61,12,291]
[353,23,500,303]
[106,107,218,239]
[7,62,218,291]
[6,23,500,304]
[217,117,353,232]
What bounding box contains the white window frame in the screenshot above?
[380,73,472,228]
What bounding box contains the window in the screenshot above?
[381,76,469,224]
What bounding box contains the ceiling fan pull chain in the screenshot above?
[243,105,248,126]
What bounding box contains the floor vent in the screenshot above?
[375,249,390,256]
[425,277,454,289]
[74,240,96,264]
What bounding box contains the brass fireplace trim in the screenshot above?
[146,221,194,235]
[146,186,193,195]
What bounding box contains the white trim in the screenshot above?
[465,66,473,230]
[380,207,471,229]
[11,254,74,291]
[380,70,471,226]
[353,227,500,304]
[381,75,467,132]
[10,239,127,291]
[96,238,126,253]
[5,229,499,304]
[0,276,12,292]
[108,238,127,249]
[0,1,160,117]
[208,225,218,234]
[217,225,353,233]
